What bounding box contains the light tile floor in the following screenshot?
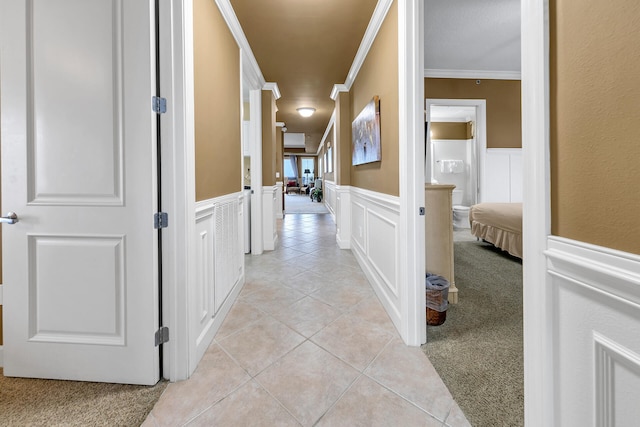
[145,214,470,427]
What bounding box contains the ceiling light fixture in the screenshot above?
[297,107,316,118]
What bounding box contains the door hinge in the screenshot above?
[152,96,167,114]
[155,326,169,346]
[419,207,425,216]
[154,212,168,229]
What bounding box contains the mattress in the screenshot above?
[469,203,523,258]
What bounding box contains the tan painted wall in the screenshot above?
[336,91,351,186]
[261,90,276,186]
[430,122,469,140]
[425,78,521,148]
[193,0,241,201]
[349,0,399,196]
[550,0,640,254]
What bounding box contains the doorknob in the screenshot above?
[0,212,19,224]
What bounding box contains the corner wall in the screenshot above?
[193,0,241,201]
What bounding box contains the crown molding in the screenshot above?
[424,68,521,80]
[215,0,265,89]
[330,84,349,101]
[342,0,393,91]
[262,82,281,100]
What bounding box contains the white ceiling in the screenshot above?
[424,0,521,74]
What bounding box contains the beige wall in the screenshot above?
[425,78,521,149]
[430,122,470,140]
[349,0,399,196]
[335,91,351,186]
[550,0,640,254]
[261,90,276,185]
[193,0,241,201]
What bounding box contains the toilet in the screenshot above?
[452,190,470,229]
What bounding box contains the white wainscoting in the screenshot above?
[484,148,522,203]
[262,186,277,251]
[335,185,351,249]
[275,182,284,219]
[192,193,245,367]
[324,180,337,220]
[350,188,402,332]
[545,237,640,426]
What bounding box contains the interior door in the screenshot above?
[0,0,159,385]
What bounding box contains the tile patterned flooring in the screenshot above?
[145,214,470,426]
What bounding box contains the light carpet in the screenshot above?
[284,193,329,214]
[0,368,167,426]
[422,234,524,427]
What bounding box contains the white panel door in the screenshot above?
[1,0,159,385]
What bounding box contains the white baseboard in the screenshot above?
[0,346,3,368]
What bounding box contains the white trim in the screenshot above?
[425,98,487,203]
[522,0,553,425]
[249,89,264,255]
[424,69,522,80]
[330,84,349,101]
[263,82,281,100]
[343,0,393,90]
[320,110,336,148]
[215,0,265,88]
[398,0,425,347]
[161,0,196,381]
[0,284,2,367]
[546,237,640,308]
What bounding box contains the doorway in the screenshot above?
[426,99,487,206]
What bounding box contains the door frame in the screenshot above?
[521,0,553,424]
[398,0,425,346]
[160,0,268,381]
[425,99,487,204]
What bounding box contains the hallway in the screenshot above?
[144,214,469,426]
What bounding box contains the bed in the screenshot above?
[469,203,522,258]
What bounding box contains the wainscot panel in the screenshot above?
[192,193,245,367]
[484,148,522,203]
[335,185,352,249]
[325,180,337,220]
[546,237,640,426]
[262,186,278,251]
[350,188,401,331]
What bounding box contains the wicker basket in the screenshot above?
[426,307,446,326]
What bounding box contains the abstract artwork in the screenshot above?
[352,96,381,165]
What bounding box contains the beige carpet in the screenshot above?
[284,193,329,214]
[422,233,524,427]
[0,368,167,426]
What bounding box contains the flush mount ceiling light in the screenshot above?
[297,107,316,118]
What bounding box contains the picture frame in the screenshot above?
[352,96,381,165]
